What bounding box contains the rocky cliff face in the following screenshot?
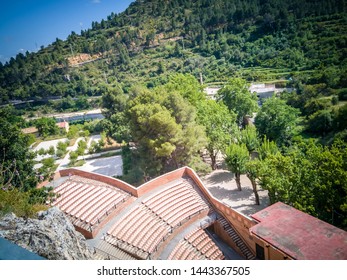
[0,207,94,260]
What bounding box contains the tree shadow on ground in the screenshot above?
[203,170,235,185]
[208,185,270,216]
[208,185,255,203]
[202,169,271,216]
[76,156,123,177]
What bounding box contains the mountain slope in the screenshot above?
[0,0,346,103]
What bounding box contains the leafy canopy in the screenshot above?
[127,85,207,177]
[257,139,347,228]
[196,98,237,169]
[217,78,258,126]
[0,106,37,191]
[225,143,249,176]
[239,124,259,154]
[255,96,300,146]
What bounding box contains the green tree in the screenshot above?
[257,140,347,228]
[0,184,50,218]
[163,74,205,106]
[39,157,56,181]
[217,78,258,126]
[225,143,249,191]
[35,117,59,137]
[257,136,280,160]
[60,96,75,111]
[244,135,279,205]
[335,104,347,131]
[75,96,90,110]
[307,109,334,135]
[57,141,69,152]
[245,159,261,205]
[37,148,46,156]
[128,88,207,178]
[101,84,128,119]
[101,85,131,142]
[47,146,55,156]
[69,151,78,166]
[303,98,330,116]
[255,96,300,146]
[197,99,237,169]
[67,125,79,139]
[157,61,166,74]
[0,107,37,191]
[76,140,87,156]
[239,124,259,154]
[257,149,314,210]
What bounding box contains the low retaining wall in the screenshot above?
[59,168,138,196]
[58,168,187,198]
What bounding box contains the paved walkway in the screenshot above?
[74,155,123,177]
[77,149,121,161]
[202,169,270,216]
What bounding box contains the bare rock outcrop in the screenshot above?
[0,207,94,260]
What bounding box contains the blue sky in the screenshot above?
[0,0,134,63]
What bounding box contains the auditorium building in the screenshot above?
[49,167,347,260]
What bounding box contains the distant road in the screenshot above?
[26,109,104,122]
[1,96,101,108]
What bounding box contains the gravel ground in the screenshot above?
[201,169,270,217]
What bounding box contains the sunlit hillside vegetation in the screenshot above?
[1,0,346,101]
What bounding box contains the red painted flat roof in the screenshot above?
[57,121,68,128]
[250,202,347,260]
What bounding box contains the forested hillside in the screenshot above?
[0,0,346,103]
